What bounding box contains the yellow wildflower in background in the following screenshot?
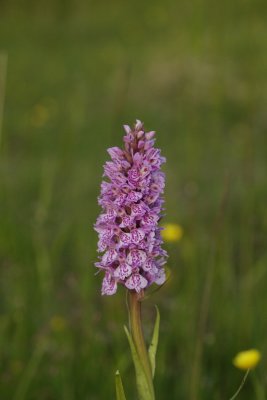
[10,360,23,375]
[30,104,49,127]
[161,223,183,242]
[50,315,67,333]
[233,349,261,370]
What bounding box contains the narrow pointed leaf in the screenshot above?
[148,306,160,378]
[124,326,154,400]
[115,370,127,400]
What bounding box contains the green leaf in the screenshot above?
[148,306,160,378]
[115,370,127,400]
[124,326,154,400]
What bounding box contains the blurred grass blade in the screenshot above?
[124,326,153,400]
[14,341,47,400]
[115,370,127,400]
[148,306,160,378]
[0,52,8,151]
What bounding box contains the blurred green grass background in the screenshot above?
[0,1,267,399]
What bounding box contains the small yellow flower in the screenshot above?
[233,349,261,370]
[10,360,23,375]
[161,223,183,242]
[30,104,49,127]
[49,315,67,333]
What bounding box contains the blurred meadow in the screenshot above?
[1,0,267,399]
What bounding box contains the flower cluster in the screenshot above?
[94,120,167,295]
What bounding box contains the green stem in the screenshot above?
[128,290,155,399]
[229,369,250,400]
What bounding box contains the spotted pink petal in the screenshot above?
[127,191,143,203]
[131,202,147,217]
[114,193,127,206]
[130,229,145,244]
[141,213,158,227]
[127,249,147,267]
[114,263,132,280]
[102,249,117,265]
[144,192,159,205]
[102,208,116,222]
[119,215,134,228]
[98,227,113,240]
[125,274,148,292]
[128,168,140,184]
[120,232,132,247]
[142,258,156,272]
[137,239,147,249]
[102,273,117,295]
[112,173,127,186]
[140,165,151,178]
[154,269,166,285]
[97,239,107,252]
